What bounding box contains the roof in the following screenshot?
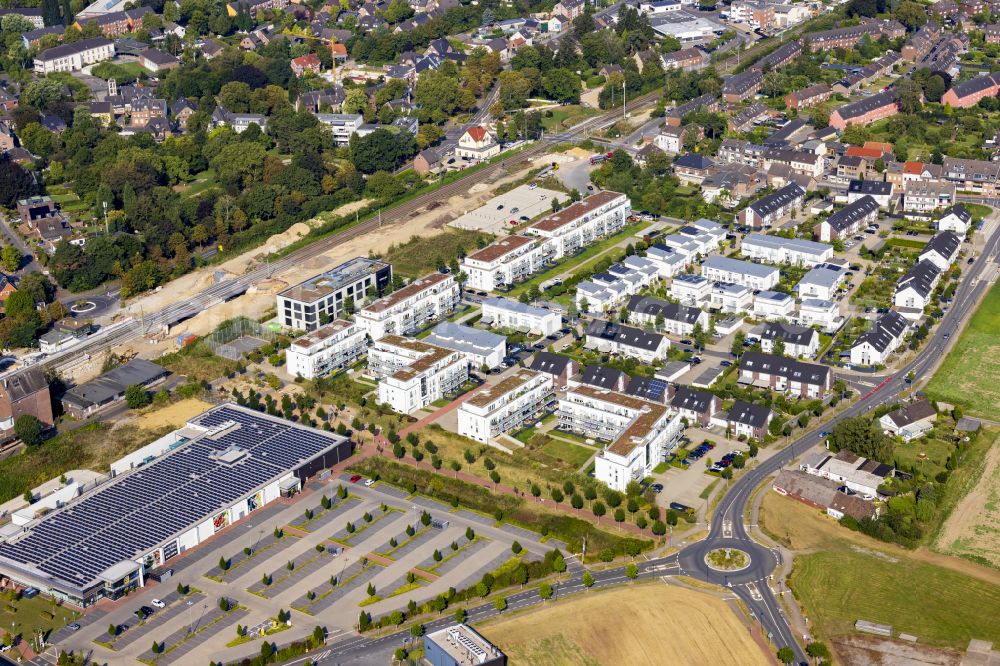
[0,405,348,596]
[363,272,451,314]
[585,320,665,353]
[569,385,670,456]
[728,399,771,428]
[467,235,535,263]
[825,196,879,232]
[279,257,388,304]
[748,183,804,216]
[702,255,779,280]
[464,369,543,409]
[947,74,998,100]
[674,153,715,170]
[37,37,112,61]
[798,262,847,289]
[481,297,553,320]
[580,364,628,391]
[761,321,817,346]
[853,310,908,353]
[528,191,626,234]
[626,295,703,324]
[755,289,791,304]
[138,48,178,65]
[897,259,941,298]
[464,126,489,142]
[848,179,893,196]
[423,322,505,358]
[722,69,762,94]
[624,375,668,402]
[62,359,168,410]
[0,368,49,405]
[742,233,832,257]
[529,351,574,376]
[773,469,875,520]
[920,231,961,261]
[834,89,897,121]
[740,351,830,386]
[941,203,971,224]
[670,386,713,414]
[290,319,357,350]
[883,400,936,429]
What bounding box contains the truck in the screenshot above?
[589,151,613,165]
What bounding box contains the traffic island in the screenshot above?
[704,548,750,572]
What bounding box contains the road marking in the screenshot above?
[745,582,763,601]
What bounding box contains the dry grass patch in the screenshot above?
[132,398,213,430]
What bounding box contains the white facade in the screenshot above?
[701,256,779,290]
[34,38,114,74]
[752,290,796,321]
[937,208,971,235]
[370,336,468,413]
[796,262,848,301]
[645,244,689,277]
[760,325,819,358]
[669,273,712,305]
[740,234,834,267]
[456,126,501,160]
[461,235,545,292]
[797,299,840,331]
[286,319,367,379]
[423,322,507,370]
[525,191,630,261]
[315,113,364,146]
[356,272,459,340]
[560,386,684,492]
[457,370,553,443]
[277,257,391,331]
[710,282,753,313]
[481,297,560,336]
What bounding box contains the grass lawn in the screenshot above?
[892,437,954,478]
[537,438,594,469]
[925,280,1000,419]
[964,203,993,220]
[0,594,80,641]
[539,105,599,132]
[761,492,1000,650]
[881,237,927,251]
[381,229,493,279]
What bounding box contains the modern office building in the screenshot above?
[285,319,367,379]
[424,624,506,666]
[277,257,392,331]
[355,272,460,340]
[457,370,554,443]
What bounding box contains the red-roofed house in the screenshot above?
[845,146,886,160]
[456,126,500,161]
[331,43,348,62]
[291,53,322,77]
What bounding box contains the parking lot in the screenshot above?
[448,184,564,234]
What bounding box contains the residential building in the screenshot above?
[34,38,114,74]
[457,370,554,443]
[942,156,1000,196]
[669,386,718,426]
[758,40,802,68]
[879,400,937,441]
[653,125,689,153]
[709,281,752,313]
[291,53,322,77]
[456,126,500,160]
[701,256,779,290]
[701,164,762,205]
[670,273,712,305]
[277,257,391,331]
[0,7,43,28]
[903,180,955,217]
[562,386,684,492]
[665,93,720,126]
[62,360,168,418]
[773,469,877,520]
[760,148,824,179]
[584,320,670,363]
[575,364,629,392]
[528,351,577,387]
[0,369,53,440]
[801,449,894,498]
[721,69,763,103]
[814,196,879,242]
[740,233,833,267]
[356,272,460,340]
[805,23,883,52]
[137,48,179,72]
[673,153,715,185]
[285,320,367,379]
[626,294,709,335]
[423,625,505,666]
[480,297,560,336]
[796,262,848,301]
[918,231,961,271]
[461,235,545,292]
[728,400,772,440]
[760,322,819,358]
[850,310,908,366]
[937,204,972,235]
[752,290,795,321]
[423,322,506,370]
[738,183,805,229]
[738,351,831,398]
[847,180,894,208]
[836,155,869,182]
[576,258,658,315]
[525,191,630,260]
[661,47,708,70]
[315,113,364,146]
[370,336,468,413]
[941,73,1000,108]
[796,298,840,331]
[829,89,899,131]
[784,83,831,110]
[894,259,941,317]
[718,139,764,168]
[645,243,690,277]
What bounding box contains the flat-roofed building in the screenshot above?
[561,385,684,491]
[285,319,366,379]
[460,235,546,292]
[277,257,392,331]
[457,369,554,443]
[669,273,711,305]
[702,255,779,290]
[797,298,839,331]
[752,289,795,321]
[481,297,560,336]
[423,322,506,370]
[356,272,460,340]
[524,191,630,260]
[370,336,468,413]
[796,261,848,301]
[740,233,834,267]
[709,281,753,313]
[424,624,506,666]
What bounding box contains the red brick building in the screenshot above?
[0,368,54,440]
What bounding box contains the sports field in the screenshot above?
[925,280,1000,420]
[478,583,769,666]
[761,492,1000,650]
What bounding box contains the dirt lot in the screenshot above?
[832,635,961,666]
[935,431,1000,569]
[478,583,770,666]
[128,398,213,430]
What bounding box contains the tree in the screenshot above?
[692,322,707,350]
[0,246,20,273]
[454,608,467,624]
[895,77,923,114]
[829,415,894,463]
[806,641,831,661]
[125,384,150,409]
[776,646,796,664]
[896,0,927,29]
[592,501,606,521]
[582,571,595,588]
[539,583,553,600]
[0,158,35,208]
[772,338,786,357]
[14,414,43,446]
[731,330,746,357]
[493,596,507,613]
[625,563,638,579]
[343,88,369,115]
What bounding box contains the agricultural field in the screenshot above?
[381,229,493,278]
[935,430,1000,569]
[926,280,1000,420]
[478,583,769,666]
[761,492,1000,651]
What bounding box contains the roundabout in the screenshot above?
[704,547,750,572]
[71,300,96,314]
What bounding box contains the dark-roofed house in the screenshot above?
[34,37,114,74]
[894,259,941,318]
[879,400,937,441]
[579,364,628,392]
[722,69,763,103]
[728,400,772,440]
[850,310,908,366]
[138,48,180,72]
[529,351,578,387]
[918,231,961,271]
[0,369,53,441]
[829,89,899,131]
[413,148,440,176]
[673,153,715,185]
[801,449,894,498]
[814,195,879,242]
[738,183,805,229]
[665,93,719,126]
[937,204,972,235]
[669,385,718,426]
[941,74,1000,109]
[785,83,831,110]
[773,469,877,521]
[739,351,831,398]
[584,320,670,363]
[626,294,710,336]
[847,179,894,208]
[760,322,819,358]
[62,359,169,418]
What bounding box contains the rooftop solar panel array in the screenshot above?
[0,405,346,592]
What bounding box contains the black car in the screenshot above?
[652,483,664,493]
[560,327,572,334]
[669,502,691,512]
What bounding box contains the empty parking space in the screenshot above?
[449,184,563,234]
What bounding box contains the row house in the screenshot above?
[226,0,291,17]
[760,322,820,358]
[738,351,832,398]
[665,93,720,127]
[937,204,972,235]
[829,89,899,131]
[371,337,468,414]
[884,160,943,188]
[728,400,773,441]
[626,294,710,336]
[902,22,941,61]
[661,47,709,71]
[356,272,459,339]
[461,235,545,292]
[804,23,882,52]
[669,386,719,427]
[718,139,764,168]
[784,83,831,110]
[850,310,908,366]
[903,180,956,217]
[457,370,554,443]
[584,320,670,363]
[738,183,805,229]
[525,191,630,260]
[814,195,879,242]
[702,255,779,290]
[75,7,152,38]
[758,40,802,70]
[942,156,1000,196]
[760,147,824,179]
[741,233,833,266]
[894,259,942,318]
[919,230,962,272]
[728,103,769,133]
[722,69,764,103]
[941,74,1000,109]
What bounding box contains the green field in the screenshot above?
[925,280,1000,419]
[0,593,80,641]
[892,437,954,478]
[537,438,594,469]
[382,229,493,278]
[539,105,599,132]
[793,549,1000,648]
[880,237,927,251]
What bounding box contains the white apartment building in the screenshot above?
[760,322,820,358]
[315,113,364,146]
[560,386,684,492]
[575,257,658,315]
[740,233,834,267]
[481,297,560,336]
[525,191,630,260]
[370,336,468,413]
[669,273,712,305]
[457,370,554,443]
[701,256,779,290]
[796,262,848,301]
[645,243,689,277]
[277,257,392,331]
[752,290,796,321]
[423,322,506,370]
[285,319,367,380]
[937,205,971,235]
[355,272,459,340]
[903,180,955,217]
[797,298,840,331]
[34,38,114,74]
[460,235,546,292]
[710,281,753,313]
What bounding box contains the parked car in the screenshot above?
[652,483,664,493]
[66,623,81,632]
[364,478,375,487]
[669,502,691,513]
[151,599,165,609]
[496,204,504,210]
[349,474,362,483]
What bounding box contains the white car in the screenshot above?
[151,599,165,609]
[364,478,375,487]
